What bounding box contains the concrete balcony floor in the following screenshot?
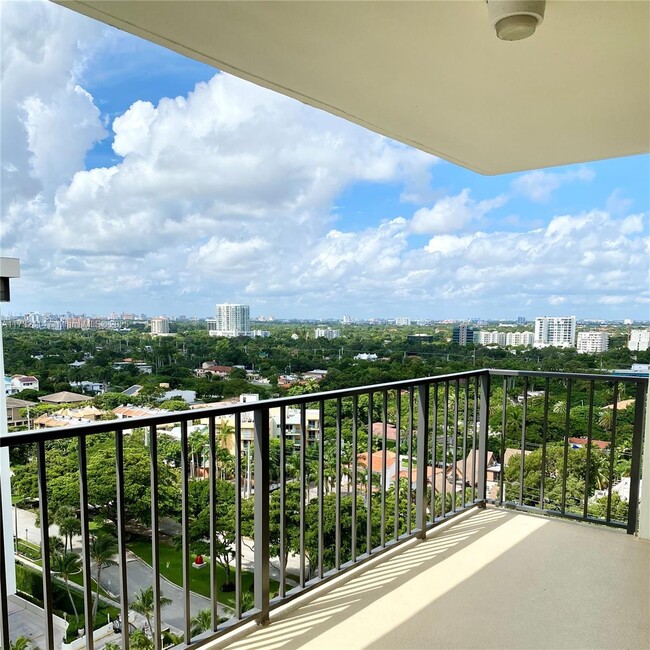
[214,507,650,650]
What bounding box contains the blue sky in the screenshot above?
[1,1,648,322]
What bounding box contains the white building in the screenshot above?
[395,317,411,326]
[208,303,251,337]
[4,375,39,396]
[476,331,506,346]
[150,316,170,335]
[315,327,340,340]
[534,316,576,348]
[506,331,535,347]
[628,329,650,352]
[577,331,609,354]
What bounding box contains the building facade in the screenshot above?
[314,327,340,340]
[150,316,170,335]
[452,324,475,346]
[208,303,251,337]
[628,329,650,352]
[534,316,576,348]
[577,331,609,354]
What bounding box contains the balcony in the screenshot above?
[0,368,647,649]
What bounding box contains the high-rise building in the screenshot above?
[534,316,576,348]
[577,331,609,354]
[517,316,527,325]
[452,324,475,346]
[150,316,170,335]
[628,329,650,352]
[395,317,411,326]
[208,304,251,337]
[315,327,340,340]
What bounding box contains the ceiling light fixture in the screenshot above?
[487,0,546,41]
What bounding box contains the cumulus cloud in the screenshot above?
[511,166,595,202]
[1,0,106,204]
[410,189,508,235]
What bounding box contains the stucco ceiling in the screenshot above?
[56,0,650,175]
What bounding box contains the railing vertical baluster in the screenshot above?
[299,405,306,587]
[234,416,242,617]
[180,420,191,641]
[606,383,619,523]
[335,398,342,569]
[452,379,459,512]
[431,383,438,521]
[395,389,402,539]
[540,379,549,511]
[407,388,413,534]
[477,373,490,504]
[561,380,573,515]
[366,392,373,555]
[0,475,10,650]
[415,383,430,537]
[583,381,595,520]
[149,424,162,650]
[472,376,479,504]
[351,396,358,562]
[627,381,647,535]
[253,408,270,622]
[519,376,528,506]
[115,429,129,648]
[279,407,286,598]
[77,436,94,650]
[441,382,449,518]
[499,378,507,504]
[37,441,54,650]
[208,416,219,630]
[381,391,388,547]
[462,380,468,509]
[317,400,325,578]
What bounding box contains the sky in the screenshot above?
[1,1,649,322]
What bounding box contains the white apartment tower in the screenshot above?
[314,327,340,340]
[628,329,650,352]
[208,304,251,337]
[577,331,609,354]
[534,316,576,348]
[150,316,170,335]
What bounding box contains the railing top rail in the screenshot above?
[488,369,648,384]
[0,369,487,447]
[0,367,645,447]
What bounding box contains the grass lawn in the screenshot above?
[127,539,280,609]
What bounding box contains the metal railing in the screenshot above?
[0,369,646,649]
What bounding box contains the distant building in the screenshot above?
[395,317,411,326]
[150,316,170,335]
[628,329,650,352]
[517,316,527,324]
[476,331,506,346]
[354,353,378,361]
[341,315,352,324]
[577,331,609,354]
[4,375,39,396]
[534,316,576,348]
[315,327,340,340]
[208,303,251,337]
[452,324,475,346]
[507,331,535,347]
[251,330,271,338]
[407,334,434,343]
[112,359,153,374]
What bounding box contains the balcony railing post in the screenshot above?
[627,380,647,535]
[415,383,430,538]
[0,474,10,650]
[477,372,490,504]
[254,408,270,623]
[638,379,650,540]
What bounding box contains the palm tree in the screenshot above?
[129,629,154,650]
[10,637,39,650]
[49,535,64,558]
[552,400,567,415]
[598,408,614,433]
[52,551,82,620]
[130,586,172,639]
[190,608,212,636]
[89,533,117,619]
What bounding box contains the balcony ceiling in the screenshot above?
[56,0,649,175]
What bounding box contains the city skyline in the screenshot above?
[1,1,649,320]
